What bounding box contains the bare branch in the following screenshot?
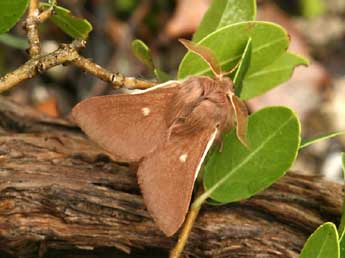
[28,0,39,16]
[73,56,157,90]
[26,0,41,57]
[1,0,157,95]
[37,0,57,23]
[0,40,156,93]
[0,41,84,92]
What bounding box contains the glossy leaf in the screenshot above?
[240,52,308,100]
[339,209,345,256]
[196,107,300,205]
[179,38,222,76]
[193,0,256,42]
[340,234,345,258]
[154,69,172,83]
[339,152,345,252]
[299,222,339,258]
[131,39,154,71]
[41,3,92,39]
[0,0,29,34]
[301,0,326,18]
[234,37,252,96]
[131,39,171,82]
[300,131,345,149]
[178,22,289,85]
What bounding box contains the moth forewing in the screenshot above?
[71,81,182,162]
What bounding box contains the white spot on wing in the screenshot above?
[141,107,151,116]
[179,153,188,163]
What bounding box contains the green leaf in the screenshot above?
[131,39,155,71]
[240,52,308,100]
[0,33,28,50]
[300,131,345,149]
[339,203,345,247]
[340,234,345,258]
[196,107,300,205]
[193,0,256,42]
[299,222,339,258]
[0,0,29,34]
[339,152,345,249]
[131,39,171,82]
[234,37,252,96]
[301,0,326,18]
[154,69,172,83]
[41,3,92,39]
[178,22,289,83]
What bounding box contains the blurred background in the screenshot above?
[1,0,345,186]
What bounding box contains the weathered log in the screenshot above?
[0,96,342,258]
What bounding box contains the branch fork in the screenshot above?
[0,0,156,94]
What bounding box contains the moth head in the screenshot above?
[179,39,238,83]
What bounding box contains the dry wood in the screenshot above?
[0,96,342,258]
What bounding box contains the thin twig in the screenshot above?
[73,56,157,90]
[37,7,55,23]
[1,0,156,94]
[169,187,204,258]
[0,41,83,92]
[37,0,57,23]
[26,0,41,57]
[0,40,156,93]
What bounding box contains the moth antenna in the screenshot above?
[179,39,222,78]
[222,60,241,77]
[229,94,249,148]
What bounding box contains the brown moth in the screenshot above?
[71,39,248,236]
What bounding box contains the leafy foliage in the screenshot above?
[41,3,92,39]
[175,0,305,210]
[233,37,252,96]
[0,0,29,34]
[300,131,345,149]
[179,22,289,80]
[339,153,345,258]
[193,0,256,42]
[301,0,326,18]
[197,107,300,204]
[241,52,308,99]
[131,39,155,71]
[299,223,339,258]
[131,39,171,82]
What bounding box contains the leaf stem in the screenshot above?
[169,186,205,258]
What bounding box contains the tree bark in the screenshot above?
[0,96,342,258]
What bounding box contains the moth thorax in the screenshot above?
[217,77,235,93]
[166,77,233,137]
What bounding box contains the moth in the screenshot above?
[71,39,248,236]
